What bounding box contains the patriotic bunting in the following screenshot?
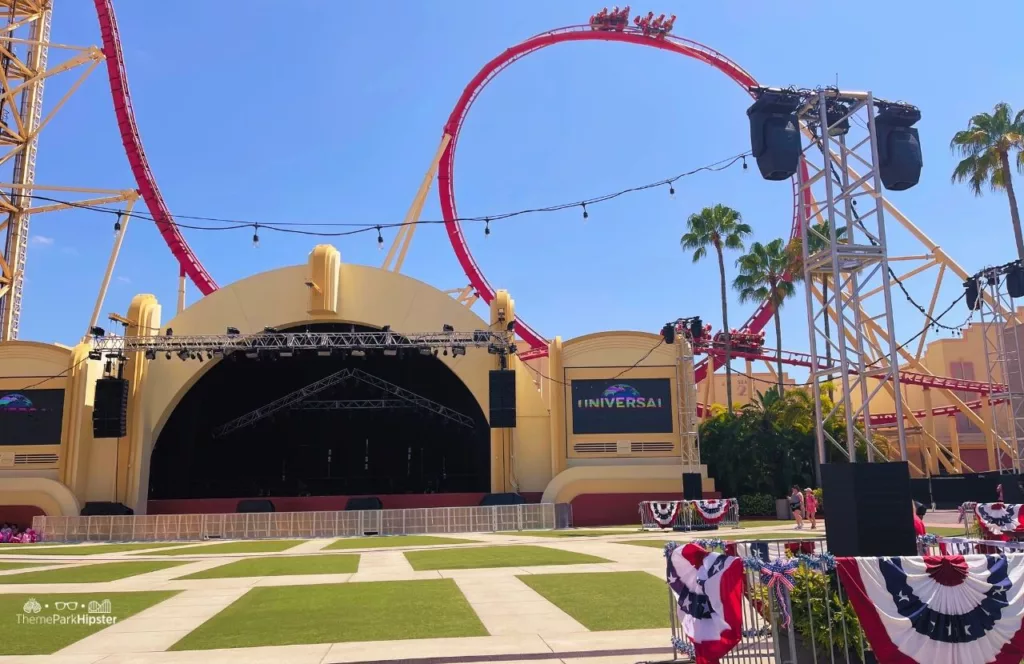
[693,499,732,524]
[975,503,1023,536]
[648,501,681,528]
[667,543,744,664]
[837,554,1024,664]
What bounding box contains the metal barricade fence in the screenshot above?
[917,533,1024,556]
[638,500,740,531]
[643,537,876,664]
[31,502,573,543]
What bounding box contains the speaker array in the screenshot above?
[489,370,516,428]
[92,378,128,439]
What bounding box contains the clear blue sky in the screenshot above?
[17,1,1024,370]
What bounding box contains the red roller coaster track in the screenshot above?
[93,0,218,296]
[86,8,989,428]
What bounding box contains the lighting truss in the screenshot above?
[791,88,909,464]
[212,367,475,437]
[90,330,513,355]
[975,264,1024,472]
[293,399,418,410]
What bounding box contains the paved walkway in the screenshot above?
[0,524,816,663]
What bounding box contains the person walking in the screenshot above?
[803,488,818,530]
[789,486,804,529]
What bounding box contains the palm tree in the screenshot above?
[682,205,751,413]
[733,238,797,394]
[950,103,1024,262]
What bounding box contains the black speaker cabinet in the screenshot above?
[821,462,916,557]
[93,378,129,439]
[875,106,922,192]
[489,370,517,428]
[747,92,801,181]
[682,473,703,500]
[80,502,133,516]
[1002,475,1024,503]
[236,499,275,513]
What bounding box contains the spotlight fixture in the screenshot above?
[383,349,397,357]
[206,351,214,360]
[661,323,676,345]
[473,330,490,343]
[317,349,331,357]
[226,327,240,336]
[443,324,454,332]
[420,348,432,355]
[452,345,466,357]
[506,321,516,332]
[189,353,197,360]
[165,328,173,336]
[433,349,439,357]
[145,349,156,360]
[351,349,366,357]
[89,326,106,337]
[443,348,448,356]
[178,350,189,361]
[245,350,259,359]
[825,99,851,136]
[165,351,172,360]
[279,350,293,358]
[88,350,102,361]
[263,326,278,334]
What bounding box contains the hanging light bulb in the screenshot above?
[581,203,589,220]
[741,156,748,170]
[113,213,122,238]
[252,223,260,248]
[484,218,491,238]
[668,182,675,198]
[376,226,384,251]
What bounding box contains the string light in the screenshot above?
[484,218,490,238]
[376,226,384,250]
[668,183,675,198]
[741,155,748,170]
[581,203,588,220]
[113,213,122,238]
[252,223,260,248]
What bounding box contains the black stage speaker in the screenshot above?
[875,105,922,192]
[489,370,516,428]
[80,502,133,516]
[1002,475,1024,503]
[93,378,128,439]
[480,493,525,506]
[236,499,275,513]
[821,462,916,557]
[682,473,703,500]
[747,92,801,181]
[1008,266,1024,299]
[345,496,383,511]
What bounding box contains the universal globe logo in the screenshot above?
[576,383,664,410]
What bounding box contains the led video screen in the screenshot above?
[571,378,673,435]
[0,389,64,445]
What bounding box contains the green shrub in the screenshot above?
[790,568,866,661]
[738,494,775,517]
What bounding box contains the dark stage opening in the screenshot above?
[150,324,490,500]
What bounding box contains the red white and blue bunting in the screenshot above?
[976,503,1023,536]
[666,542,744,664]
[648,501,681,528]
[693,499,732,524]
[837,554,1024,664]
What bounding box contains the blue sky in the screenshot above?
[17,1,1024,368]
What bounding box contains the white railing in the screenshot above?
[32,503,573,543]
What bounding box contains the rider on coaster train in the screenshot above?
[590,6,630,31]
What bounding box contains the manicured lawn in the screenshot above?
[146,540,305,555]
[170,579,486,650]
[0,591,176,655]
[505,529,637,538]
[739,520,789,528]
[0,562,52,571]
[0,560,185,584]
[325,535,476,550]
[520,571,670,630]
[405,545,608,571]
[927,526,967,537]
[0,542,194,556]
[177,554,360,579]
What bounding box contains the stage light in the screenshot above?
[90,326,106,337]
[245,350,259,359]
[443,324,454,332]
[825,99,851,136]
[452,345,466,357]
[1008,264,1024,299]
[226,327,240,336]
[874,103,922,191]
[317,349,331,357]
[206,351,214,360]
[746,90,801,181]
[189,353,197,360]
[443,348,448,356]
[661,323,675,345]
[263,326,278,334]
[965,278,981,311]
[689,317,703,339]
[383,349,397,356]
[420,348,432,355]
[352,349,366,357]
[433,349,439,357]
[381,325,391,333]
[88,350,102,361]
[473,330,490,343]
[506,321,516,332]
[145,350,156,360]
[279,349,293,358]
[178,350,189,361]
[166,328,173,336]
[165,351,172,360]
